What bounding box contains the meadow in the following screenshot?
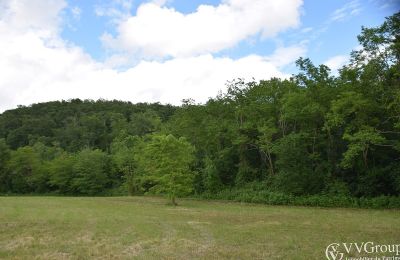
[0,196,399,259]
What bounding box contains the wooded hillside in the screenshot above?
[0,13,399,206]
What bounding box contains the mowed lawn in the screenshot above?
[0,197,399,259]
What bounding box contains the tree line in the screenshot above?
[0,13,399,206]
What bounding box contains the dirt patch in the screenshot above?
[122,242,143,257]
[3,236,35,250]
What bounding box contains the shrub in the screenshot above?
[197,187,400,209]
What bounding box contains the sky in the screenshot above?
[0,0,398,112]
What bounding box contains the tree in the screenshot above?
[111,134,140,195]
[202,156,223,192]
[48,152,76,194]
[136,134,195,205]
[257,122,278,176]
[7,146,44,193]
[0,139,11,192]
[128,110,161,136]
[341,127,386,169]
[72,149,113,195]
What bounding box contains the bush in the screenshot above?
[197,187,400,209]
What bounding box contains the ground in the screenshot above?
[0,196,399,259]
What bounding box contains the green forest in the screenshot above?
[1,13,399,208]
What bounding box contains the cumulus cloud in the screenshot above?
[103,0,303,58]
[0,0,305,112]
[0,30,293,111]
[266,44,307,67]
[323,55,348,72]
[0,0,66,35]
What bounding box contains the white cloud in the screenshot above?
[103,0,303,58]
[0,0,305,112]
[330,0,361,22]
[266,44,307,67]
[0,28,292,112]
[300,27,313,33]
[324,55,348,72]
[0,0,66,36]
[94,0,134,22]
[151,0,171,6]
[71,6,81,20]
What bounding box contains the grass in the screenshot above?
[0,196,399,259]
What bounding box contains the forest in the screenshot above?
[0,13,399,208]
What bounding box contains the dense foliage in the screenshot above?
[0,13,399,207]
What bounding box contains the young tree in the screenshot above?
[136,134,195,205]
[257,122,278,176]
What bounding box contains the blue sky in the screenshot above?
[0,0,398,112]
[61,0,397,68]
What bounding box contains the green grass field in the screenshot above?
[0,196,399,259]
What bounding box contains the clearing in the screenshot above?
[0,196,399,259]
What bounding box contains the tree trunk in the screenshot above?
[363,146,369,168]
[171,196,177,206]
[265,148,275,175]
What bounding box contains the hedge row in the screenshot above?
[197,189,400,209]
